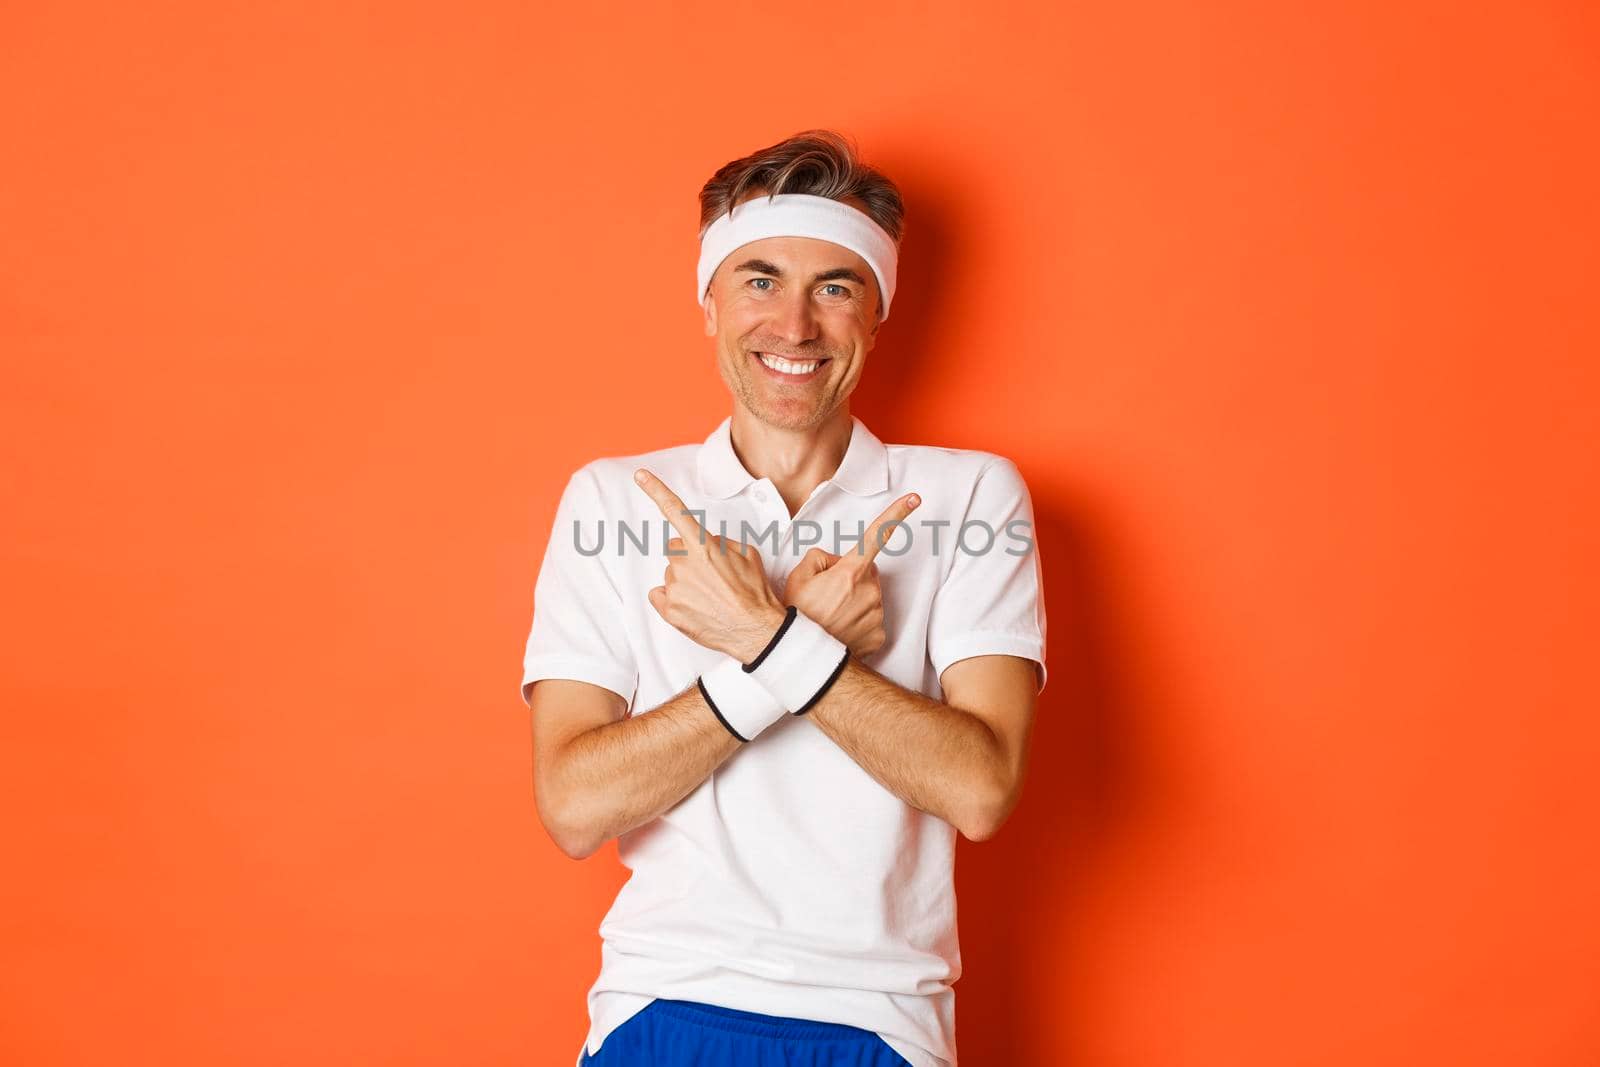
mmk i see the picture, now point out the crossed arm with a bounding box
[528,470,1040,859]
[531,653,1037,858]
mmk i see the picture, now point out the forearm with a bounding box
[545,684,742,858]
[804,658,1007,839]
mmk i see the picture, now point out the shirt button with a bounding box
[753,489,768,502]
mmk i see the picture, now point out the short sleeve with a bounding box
[519,465,639,709]
[925,457,1048,694]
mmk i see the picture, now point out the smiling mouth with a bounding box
[751,351,830,378]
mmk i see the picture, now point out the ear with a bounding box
[703,290,717,336]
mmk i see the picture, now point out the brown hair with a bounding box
[697,129,905,243]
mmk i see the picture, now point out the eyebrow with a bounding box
[730,258,869,288]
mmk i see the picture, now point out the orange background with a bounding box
[3,3,1597,1064]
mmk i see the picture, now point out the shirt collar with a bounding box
[695,413,890,500]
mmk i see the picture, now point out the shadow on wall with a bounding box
[951,491,1156,1063]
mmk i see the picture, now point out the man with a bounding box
[519,129,1047,1067]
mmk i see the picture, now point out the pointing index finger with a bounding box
[851,492,921,565]
[634,468,708,550]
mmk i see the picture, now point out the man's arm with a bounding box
[799,653,1040,842]
[529,677,743,860]
[528,467,794,860]
[773,470,1043,841]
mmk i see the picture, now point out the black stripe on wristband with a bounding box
[742,605,798,672]
[697,676,750,742]
[793,649,851,716]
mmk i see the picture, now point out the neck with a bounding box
[728,405,854,517]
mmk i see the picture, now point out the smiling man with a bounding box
[519,129,1047,1067]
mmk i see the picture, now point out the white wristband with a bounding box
[743,606,850,715]
[698,654,788,742]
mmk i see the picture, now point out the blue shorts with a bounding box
[579,998,914,1066]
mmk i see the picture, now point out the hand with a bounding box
[782,492,921,660]
[635,467,788,663]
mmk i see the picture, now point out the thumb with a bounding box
[793,546,834,578]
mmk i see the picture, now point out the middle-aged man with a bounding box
[519,129,1047,1067]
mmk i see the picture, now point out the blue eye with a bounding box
[821,284,846,296]
[749,278,774,291]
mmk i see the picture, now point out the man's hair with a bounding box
[697,129,905,244]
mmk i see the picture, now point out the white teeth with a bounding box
[757,352,821,375]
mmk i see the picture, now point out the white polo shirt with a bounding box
[519,414,1047,1067]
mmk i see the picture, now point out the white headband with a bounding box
[696,193,899,322]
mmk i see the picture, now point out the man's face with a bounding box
[702,229,882,432]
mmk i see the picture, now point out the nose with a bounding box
[771,285,819,347]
